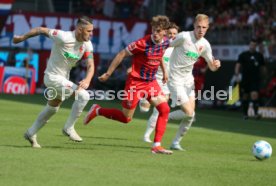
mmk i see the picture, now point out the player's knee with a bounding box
[186,111,195,118]
[47,104,60,113]
[186,112,195,123]
[156,102,170,115]
[76,90,90,101]
[139,99,150,112]
[185,108,194,117]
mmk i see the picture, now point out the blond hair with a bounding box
[195,14,209,23]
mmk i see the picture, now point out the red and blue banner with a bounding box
[0,0,14,15]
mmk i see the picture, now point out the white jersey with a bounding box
[155,47,174,80]
[169,31,213,85]
[45,29,93,79]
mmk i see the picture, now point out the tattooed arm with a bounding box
[13,27,50,44]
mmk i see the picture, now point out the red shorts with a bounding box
[122,76,163,109]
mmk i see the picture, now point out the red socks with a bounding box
[98,108,131,123]
[98,102,169,143]
[154,102,170,143]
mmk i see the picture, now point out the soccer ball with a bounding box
[252,140,272,160]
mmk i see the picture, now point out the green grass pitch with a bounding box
[0,94,275,186]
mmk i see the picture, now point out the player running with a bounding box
[168,14,221,151]
[13,16,95,148]
[142,22,179,143]
[84,15,173,155]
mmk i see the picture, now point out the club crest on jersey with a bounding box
[53,30,58,36]
[79,45,83,53]
[198,46,203,52]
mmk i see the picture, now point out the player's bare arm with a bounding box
[13,27,50,44]
[208,58,221,72]
[98,49,130,82]
[160,59,168,84]
[78,54,94,90]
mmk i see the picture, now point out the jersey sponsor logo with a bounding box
[148,59,160,64]
[163,56,169,63]
[64,52,80,60]
[186,51,199,59]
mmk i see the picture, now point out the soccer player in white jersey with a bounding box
[13,16,95,148]
[142,22,179,143]
[168,14,221,150]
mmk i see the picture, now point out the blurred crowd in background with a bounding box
[51,0,276,61]
[1,0,275,108]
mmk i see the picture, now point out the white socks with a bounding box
[169,110,186,120]
[153,142,161,147]
[28,104,59,136]
[171,113,195,145]
[63,90,89,130]
[144,107,159,139]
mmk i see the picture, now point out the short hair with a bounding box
[195,14,209,23]
[151,15,170,30]
[168,22,180,32]
[77,16,93,27]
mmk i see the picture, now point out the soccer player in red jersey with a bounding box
[84,15,173,154]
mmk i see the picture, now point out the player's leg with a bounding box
[240,83,250,119]
[250,90,261,119]
[170,96,195,151]
[150,95,172,154]
[84,77,139,125]
[25,99,61,148]
[143,107,158,143]
[169,109,186,120]
[63,88,90,142]
[139,98,151,112]
[143,81,170,143]
[143,94,169,143]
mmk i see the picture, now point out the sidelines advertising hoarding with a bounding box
[0,66,36,94]
[0,12,247,61]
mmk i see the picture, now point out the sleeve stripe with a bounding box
[125,47,133,55]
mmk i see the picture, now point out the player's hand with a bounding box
[98,73,110,82]
[13,35,25,44]
[212,59,221,70]
[78,79,90,89]
[162,72,168,84]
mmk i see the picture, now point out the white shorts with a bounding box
[157,79,170,95]
[168,83,195,108]
[44,74,78,101]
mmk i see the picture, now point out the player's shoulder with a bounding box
[132,34,149,46]
[139,34,151,42]
[177,31,189,38]
[84,40,93,50]
[200,36,210,45]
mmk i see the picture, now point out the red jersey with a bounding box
[126,35,169,81]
